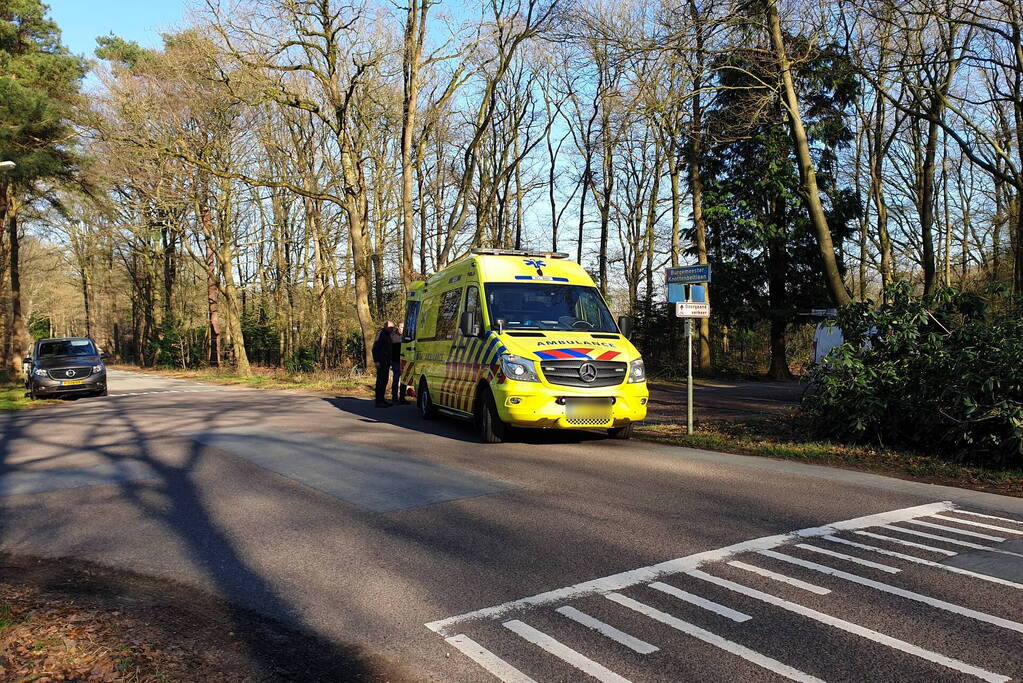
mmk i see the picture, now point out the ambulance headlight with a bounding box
[628,358,646,383]
[500,354,540,382]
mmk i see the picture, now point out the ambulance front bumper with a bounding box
[493,381,648,429]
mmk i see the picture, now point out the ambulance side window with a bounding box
[435,288,462,341]
[464,286,480,315]
[417,296,438,340]
[403,300,420,342]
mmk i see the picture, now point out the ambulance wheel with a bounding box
[475,388,507,444]
[418,379,438,419]
[607,423,634,440]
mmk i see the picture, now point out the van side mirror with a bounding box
[459,310,481,338]
[618,315,634,339]
[101,352,111,360]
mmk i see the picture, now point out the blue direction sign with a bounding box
[666,264,711,285]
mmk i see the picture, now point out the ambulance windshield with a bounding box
[484,283,618,333]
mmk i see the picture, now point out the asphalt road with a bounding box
[2,369,1022,682]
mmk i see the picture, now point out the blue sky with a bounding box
[49,0,188,58]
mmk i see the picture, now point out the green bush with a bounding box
[803,282,1023,467]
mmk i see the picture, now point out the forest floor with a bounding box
[0,556,408,683]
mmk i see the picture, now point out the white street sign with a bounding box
[676,301,710,319]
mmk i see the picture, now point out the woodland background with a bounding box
[1,0,1021,381]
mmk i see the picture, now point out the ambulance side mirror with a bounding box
[459,310,481,338]
[618,315,634,339]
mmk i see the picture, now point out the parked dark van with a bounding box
[25,337,108,399]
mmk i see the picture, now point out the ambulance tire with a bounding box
[418,379,438,419]
[607,423,634,440]
[475,388,507,444]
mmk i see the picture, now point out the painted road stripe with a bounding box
[904,519,1006,542]
[503,620,630,683]
[425,502,953,635]
[854,530,958,556]
[822,535,1023,590]
[648,582,752,622]
[605,593,822,683]
[444,634,537,683]
[727,560,831,595]
[931,514,1023,535]
[953,510,1023,526]
[555,606,659,654]
[684,569,1009,683]
[758,549,1023,634]
[881,524,1002,551]
[794,543,901,573]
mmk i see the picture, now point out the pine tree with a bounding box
[0,0,85,373]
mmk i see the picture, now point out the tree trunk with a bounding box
[766,235,792,380]
[201,198,221,367]
[919,113,941,295]
[218,245,250,375]
[7,195,28,376]
[400,0,427,290]
[766,0,850,307]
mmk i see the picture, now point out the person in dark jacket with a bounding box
[390,324,407,404]
[372,321,396,407]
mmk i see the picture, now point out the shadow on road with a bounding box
[322,395,607,445]
[0,398,405,681]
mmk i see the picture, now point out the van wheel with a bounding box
[607,423,634,440]
[417,379,438,419]
[475,388,506,444]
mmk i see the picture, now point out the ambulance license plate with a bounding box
[566,399,611,421]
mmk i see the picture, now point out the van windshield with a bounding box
[484,283,618,333]
[37,339,97,358]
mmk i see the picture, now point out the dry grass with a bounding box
[112,365,374,398]
[638,415,1023,497]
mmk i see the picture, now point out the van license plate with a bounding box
[62,379,85,386]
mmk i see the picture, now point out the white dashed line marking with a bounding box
[904,519,1007,542]
[931,514,1023,536]
[503,620,630,683]
[759,549,1023,633]
[684,569,1010,682]
[726,560,832,594]
[648,581,752,622]
[605,592,823,683]
[444,634,537,683]
[852,530,958,556]
[555,606,659,654]
[425,502,952,635]
[880,524,1003,550]
[953,510,1023,526]
[821,535,1023,590]
[793,543,901,573]
[427,503,1023,682]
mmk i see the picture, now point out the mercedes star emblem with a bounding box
[578,362,598,383]
[65,369,75,377]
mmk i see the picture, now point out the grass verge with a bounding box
[113,365,374,398]
[0,381,59,411]
[637,415,1023,498]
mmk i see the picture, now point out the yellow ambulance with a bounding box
[399,249,648,442]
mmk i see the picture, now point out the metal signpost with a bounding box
[667,265,712,435]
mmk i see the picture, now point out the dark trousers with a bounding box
[374,362,390,403]
[391,361,402,401]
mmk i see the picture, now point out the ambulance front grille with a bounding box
[539,360,627,388]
